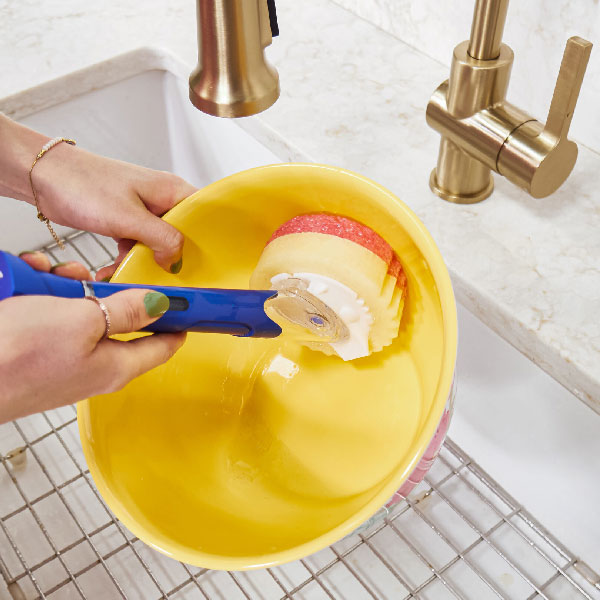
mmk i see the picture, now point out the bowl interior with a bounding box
[78,164,456,569]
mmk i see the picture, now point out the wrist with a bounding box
[31,138,79,221]
[0,114,51,204]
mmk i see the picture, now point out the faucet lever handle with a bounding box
[544,36,592,141]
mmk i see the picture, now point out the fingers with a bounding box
[95,332,187,392]
[117,238,136,257]
[20,252,92,280]
[126,211,185,274]
[94,288,171,337]
[84,285,186,392]
[50,261,92,280]
[133,173,196,273]
[95,265,116,282]
[167,176,197,211]
[122,332,187,379]
[19,251,51,272]
[140,173,197,216]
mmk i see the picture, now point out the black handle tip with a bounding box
[267,0,279,37]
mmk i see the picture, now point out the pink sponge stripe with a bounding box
[269,214,392,262]
[388,256,408,290]
[268,214,407,288]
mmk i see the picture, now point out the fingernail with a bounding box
[170,257,183,274]
[18,250,38,257]
[101,276,111,282]
[144,291,170,318]
[50,262,68,271]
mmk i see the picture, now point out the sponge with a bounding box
[250,214,407,358]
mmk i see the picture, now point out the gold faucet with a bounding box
[427,0,593,203]
[189,0,280,118]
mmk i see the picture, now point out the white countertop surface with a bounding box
[2,0,599,415]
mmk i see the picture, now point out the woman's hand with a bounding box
[34,143,197,280]
[0,115,197,280]
[0,252,186,424]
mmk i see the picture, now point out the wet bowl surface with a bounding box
[78,164,457,570]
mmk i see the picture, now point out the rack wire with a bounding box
[1,231,599,600]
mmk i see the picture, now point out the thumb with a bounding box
[128,210,185,274]
[98,289,171,336]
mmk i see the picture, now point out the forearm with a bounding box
[0,113,50,203]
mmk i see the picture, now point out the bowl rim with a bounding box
[78,162,458,570]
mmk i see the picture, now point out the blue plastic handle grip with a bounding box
[0,251,282,338]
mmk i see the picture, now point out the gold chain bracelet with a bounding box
[28,137,76,250]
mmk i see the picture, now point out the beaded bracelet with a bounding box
[29,137,76,250]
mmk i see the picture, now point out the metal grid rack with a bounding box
[1,232,599,600]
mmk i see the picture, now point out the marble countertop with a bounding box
[1,0,599,413]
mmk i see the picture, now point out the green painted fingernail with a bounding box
[50,262,68,271]
[144,291,170,318]
[170,257,183,274]
[18,250,37,257]
[101,276,111,282]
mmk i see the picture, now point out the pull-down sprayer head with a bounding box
[189,0,280,118]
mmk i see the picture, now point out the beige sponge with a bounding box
[250,214,407,357]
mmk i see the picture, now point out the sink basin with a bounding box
[1,63,281,254]
[1,48,599,580]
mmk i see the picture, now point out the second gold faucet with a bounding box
[427,0,592,203]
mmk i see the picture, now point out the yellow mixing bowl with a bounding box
[78,163,457,570]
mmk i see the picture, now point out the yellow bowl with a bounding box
[78,164,457,570]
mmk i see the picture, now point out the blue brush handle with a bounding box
[0,251,282,338]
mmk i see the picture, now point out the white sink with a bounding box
[1,49,599,597]
[1,65,281,255]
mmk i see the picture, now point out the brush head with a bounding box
[251,213,407,359]
[263,275,350,346]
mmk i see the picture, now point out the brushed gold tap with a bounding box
[189,0,280,118]
[426,0,593,203]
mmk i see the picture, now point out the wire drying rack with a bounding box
[1,231,599,600]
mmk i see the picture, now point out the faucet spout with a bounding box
[468,0,509,60]
[189,0,280,118]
